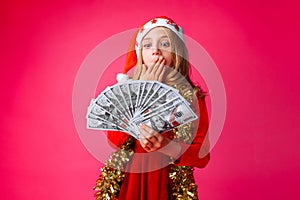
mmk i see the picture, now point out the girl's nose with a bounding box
[152,47,161,55]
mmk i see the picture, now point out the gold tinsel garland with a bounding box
[169,121,198,200]
[94,84,200,200]
[94,137,134,200]
[169,84,199,200]
[169,165,198,200]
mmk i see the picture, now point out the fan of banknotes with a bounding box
[86,80,198,139]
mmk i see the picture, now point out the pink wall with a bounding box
[1,0,299,199]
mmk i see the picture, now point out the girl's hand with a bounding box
[139,124,166,152]
[140,56,166,82]
[139,124,182,158]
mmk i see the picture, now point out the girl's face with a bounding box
[141,27,173,68]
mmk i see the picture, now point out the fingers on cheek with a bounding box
[151,56,161,65]
[158,74,164,82]
[153,56,159,62]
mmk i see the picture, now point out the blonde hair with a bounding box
[132,27,206,98]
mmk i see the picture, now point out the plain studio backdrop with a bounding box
[1,0,299,199]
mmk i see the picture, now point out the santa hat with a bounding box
[117,16,184,82]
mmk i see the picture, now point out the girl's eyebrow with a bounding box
[143,35,169,41]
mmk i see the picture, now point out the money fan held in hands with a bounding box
[86,80,198,139]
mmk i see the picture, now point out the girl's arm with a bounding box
[107,130,130,148]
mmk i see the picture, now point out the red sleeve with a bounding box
[107,130,130,148]
[173,96,211,168]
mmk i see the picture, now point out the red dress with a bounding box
[107,96,210,200]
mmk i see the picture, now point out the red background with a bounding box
[1,0,299,199]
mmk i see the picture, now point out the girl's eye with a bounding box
[143,43,151,48]
[160,41,170,47]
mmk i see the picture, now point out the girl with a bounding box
[94,16,210,200]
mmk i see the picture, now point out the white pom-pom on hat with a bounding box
[116,73,129,83]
